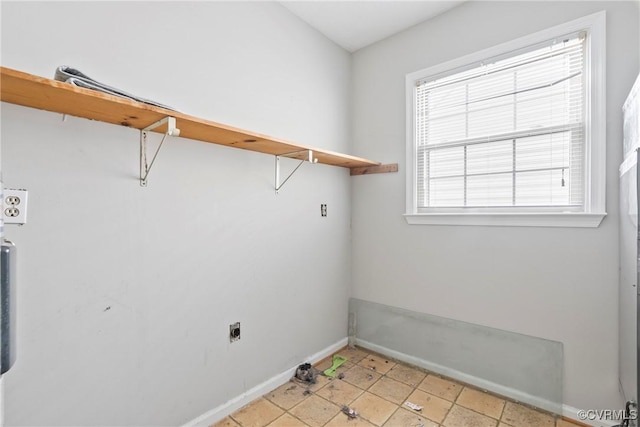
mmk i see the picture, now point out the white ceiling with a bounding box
[280,1,465,52]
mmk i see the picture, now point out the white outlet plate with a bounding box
[3,188,28,225]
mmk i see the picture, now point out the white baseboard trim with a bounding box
[561,404,619,427]
[356,339,618,427]
[182,337,348,427]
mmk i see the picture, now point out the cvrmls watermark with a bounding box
[577,408,638,422]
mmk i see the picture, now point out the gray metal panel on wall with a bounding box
[350,298,563,414]
[0,241,16,374]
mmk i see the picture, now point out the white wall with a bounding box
[0,2,351,425]
[351,0,639,413]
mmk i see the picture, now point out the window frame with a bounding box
[404,11,607,228]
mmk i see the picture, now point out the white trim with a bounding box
[0,376,4,427]
[356,339,618,427]
[562,404,619,427]
[404,212,606,227]
[405,11,607,227]
[181,337,348,427]
[620,151,637,176]
[622,73,640,159]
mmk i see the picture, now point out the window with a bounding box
[405,12,606,227]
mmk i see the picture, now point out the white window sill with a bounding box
[403,212,607,228]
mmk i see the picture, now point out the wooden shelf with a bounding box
[0,66,392,170]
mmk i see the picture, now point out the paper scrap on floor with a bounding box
[405,401,423,411]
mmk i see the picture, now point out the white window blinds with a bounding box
[415,34,585,210]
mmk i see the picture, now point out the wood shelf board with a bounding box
[350,163,399,176]
[0,66,379,169]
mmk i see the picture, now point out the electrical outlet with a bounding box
[3,189,28,225]
[230,322,241,342]
[5,208,19,217]
[321,204,327,217]
[6,196,20,206]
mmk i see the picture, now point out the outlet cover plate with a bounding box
[3,189,28,225]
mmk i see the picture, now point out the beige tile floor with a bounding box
[214,347,586,427]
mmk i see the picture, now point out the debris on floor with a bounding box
[323,354,348,377]
[365,358,376,371]
[294,363,318,384]
[404,401,423,412]
[337,372,345,380]
[230,347,567,427]
[342,405,358,419]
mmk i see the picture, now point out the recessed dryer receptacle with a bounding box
[230,322,241,342]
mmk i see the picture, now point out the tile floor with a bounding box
[214,347,585,427]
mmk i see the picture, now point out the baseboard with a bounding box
[182,337,348,427]
[561,404,619,427]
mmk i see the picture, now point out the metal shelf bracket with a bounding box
[140,116,180,187]
[275,149,318,194]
